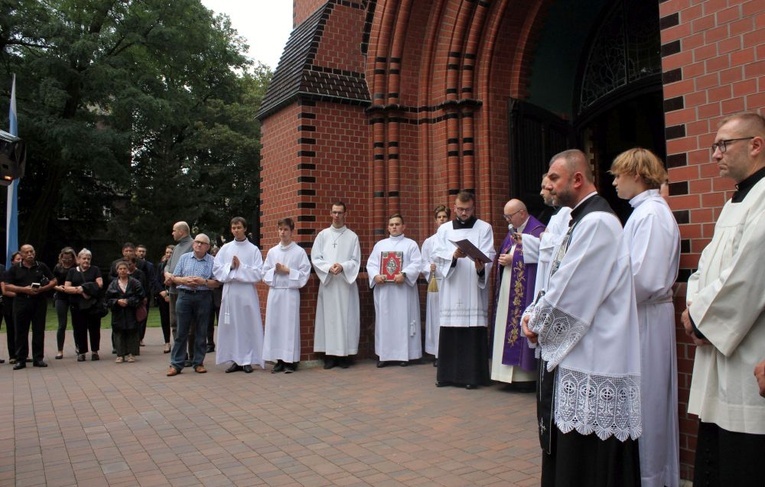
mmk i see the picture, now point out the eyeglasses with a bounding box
[503,209,523,221]
[711,137,754,154]
[454,206,474,213]
[193,241,210,245]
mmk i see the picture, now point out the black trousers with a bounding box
[157,295,171,343]
[13,297,47,363]
[71,306,101,355]
[694,420,765,486]
[1,299,16,360]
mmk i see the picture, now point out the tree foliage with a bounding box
[0,0,269,262]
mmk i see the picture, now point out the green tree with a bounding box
[0,0,265,262]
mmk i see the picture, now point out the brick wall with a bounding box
[264,0,765,479]
[659,0,765,479]
[260,97,375,361]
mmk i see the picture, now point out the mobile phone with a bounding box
[31,282,40,289]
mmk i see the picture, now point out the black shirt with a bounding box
[7,261,54,299]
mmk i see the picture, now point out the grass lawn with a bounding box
[41,300,162,331]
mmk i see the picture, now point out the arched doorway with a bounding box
[511,0,665,223]
[575,0,665,223]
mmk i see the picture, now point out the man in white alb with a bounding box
[367,213,423,367]
[312,202,361,369]
[682,112,765,486]
[262,218,311,373]
[611,147,680,487]
[213,217,264,374]
[432,191,496,389]
[523,149,642,486]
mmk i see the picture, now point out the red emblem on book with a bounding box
[380,251,403,280]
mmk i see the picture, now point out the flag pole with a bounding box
[6,74,19,267]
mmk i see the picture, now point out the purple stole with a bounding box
[492,215,545,369]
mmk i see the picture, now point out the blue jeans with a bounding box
[171,290,212,370]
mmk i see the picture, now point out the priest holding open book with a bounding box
[432,191,496,389]
[367,213,423,367]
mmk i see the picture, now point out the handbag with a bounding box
[135,303,148,322]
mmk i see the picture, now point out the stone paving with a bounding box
[1,328,541,486]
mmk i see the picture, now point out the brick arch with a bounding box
[363,0,553,227]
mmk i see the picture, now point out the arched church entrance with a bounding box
[510,0,665,223]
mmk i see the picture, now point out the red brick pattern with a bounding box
[263,2,763,480]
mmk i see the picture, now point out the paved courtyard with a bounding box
[1,328,540,486]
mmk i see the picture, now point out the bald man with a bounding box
[164,221,194,362]
[490,199,544,389]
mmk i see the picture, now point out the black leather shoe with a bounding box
[77,354,86,362]
[433,359,438,367]
[284,363,297,374]
[243,364,253,373]
[465,384,477,390]
[339,357,349,369]
[33,361,48,368]
[225,363,243,373]
[206,345,215,353]
[435,381,449,387]
[376,360,386,368]
[272,361,285,373]
[399,361,408,367]
[13,362,26,370]
[323,357,336,370]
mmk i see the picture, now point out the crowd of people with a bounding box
[1,112,764,486]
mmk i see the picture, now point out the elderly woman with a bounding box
[64,248,104,361]
[52,247,77,359]
[106,260,145,363]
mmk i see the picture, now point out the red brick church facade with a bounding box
[257,0,765,479]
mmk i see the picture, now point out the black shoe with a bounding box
[504,381,536,393]
[465,384,477,390]
[376,360,386,368]
[225,363,243,373]
[339,357,349,369]
[399,361,408,367]
[77,354,86,362]
[433,359,438,367]
[9,358,16,364]
[91,352,100,361]
[33,361,48,368]
[13,362,26,370]
[284,363,297,374]
[0,359,4,364]
[323,357,337,370]
[272,361,285,374]
[206,345,215,353]
[243,364,253,373]
[435,381,450,387]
